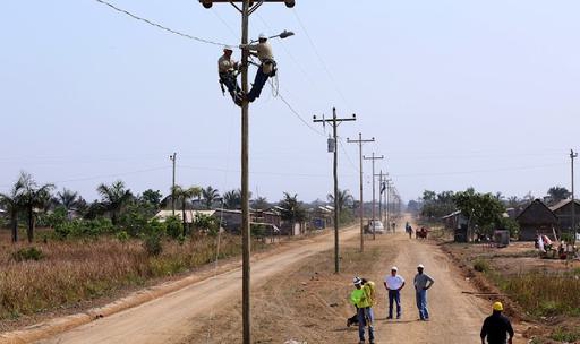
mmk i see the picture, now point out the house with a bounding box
[549,199,580,234]
[442,210,470,242]
[212,209,282,234]
[515,199,558,241]
[155,209,216,223]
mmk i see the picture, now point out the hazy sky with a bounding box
[1,0,579,204]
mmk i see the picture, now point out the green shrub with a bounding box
[144,234,162,256]
[11,247,44,261]
[552,327,580,342]
[165,216,182,239]
[474,258,489,273]
[116,231,130,242]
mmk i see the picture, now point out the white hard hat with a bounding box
[352,276,362,285]
[417,264,425,269]
[223,45,234,51]
[258,33,267,39]
[391,266,398,271]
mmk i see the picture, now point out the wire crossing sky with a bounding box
[1,0,579,203]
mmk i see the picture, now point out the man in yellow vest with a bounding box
[350,277,375,344]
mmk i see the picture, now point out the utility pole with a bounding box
[170,152,177,215]
[386,178,392,233]
[571,149,578,247]
[347,133,374,252]
[314,108,356,273]
[199,2,295,343]
[364,153,384,240]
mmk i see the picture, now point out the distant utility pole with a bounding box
[571,149,578,247]
[374,171,384,227]
[386,178,392,232]
[364,153,384,240]
[347,133,374,252]
[314,108,356,273]
[170,152,177,215]
[198,1,295,343]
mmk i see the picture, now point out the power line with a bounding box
[277,93,326,137]
[93,0,230,46]
[392,162,567,178]
[292,9,353,112]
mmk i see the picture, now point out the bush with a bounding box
[165,216,182,240]
[116,231,130,242]
[473,258,489,273]
[11,247,44,261]
[144,233,163,256]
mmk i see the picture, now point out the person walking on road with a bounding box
[413,264,435,320]
[384,266,405,319]
[480,301,514,344]
[350,276,375,344]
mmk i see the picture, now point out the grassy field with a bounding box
[0,233,268,321]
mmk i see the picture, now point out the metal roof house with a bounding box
[516,199,558,241]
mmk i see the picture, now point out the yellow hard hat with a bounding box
[493,301,503,311]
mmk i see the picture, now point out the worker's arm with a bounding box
[425,275,435,290]
[507,319,514,344]
[383,281,389,290]
[239,43,259,51]
[399,281,405,291]
[480,320,488,344]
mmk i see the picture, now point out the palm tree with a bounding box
[202,186,220,209]
[327,189,353,212]
[0,177,25,242]
[172,185,203,234]
[16,172,55,243]
[254,196,269,209]
[57,188,79,211]
[223,189,241,209]
[97,180,134,225]
[279,192,307,228]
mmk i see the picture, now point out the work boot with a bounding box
[347,318,352,327]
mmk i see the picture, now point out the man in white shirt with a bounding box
[243,33,276,103]
[384,266,405,319]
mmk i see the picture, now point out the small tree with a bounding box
[172,185,202,235]
[97,180,134,226]
[279,192,307,232]
[16,172,55,243]
[0,178,25,242]
[202,186,220,209]
[547,186,571,205]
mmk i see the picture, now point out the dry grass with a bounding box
[0,234,266,320]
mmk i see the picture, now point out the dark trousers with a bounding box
[388,290,401,318]
[247,63,273,102]
[220,73,240,103]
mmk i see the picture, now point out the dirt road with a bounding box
[373,232,492,343]
[31,227,361,344]
[5,218,527,344]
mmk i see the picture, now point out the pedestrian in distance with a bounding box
[349,276,375,344]
[407,225,413,239]
[413,264,435,321]
[384,266,405,319]
[480,301,514,344]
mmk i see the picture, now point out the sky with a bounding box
[1,0,579,205]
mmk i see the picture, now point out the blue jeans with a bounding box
[415,289,429,319]
[357,307,375,342]
[388,290,401,318]
[247,65,270,102]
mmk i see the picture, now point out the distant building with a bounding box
[155,209,216,223]
[549,199,580,234]
[515,199,558,241]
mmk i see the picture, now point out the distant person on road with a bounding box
[349,276,375,344]
[480,301,514,344]
[413,264,435,321]
[384,266,405,319]
[407,225,413,239]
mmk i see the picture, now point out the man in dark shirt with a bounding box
[480,301,514,344]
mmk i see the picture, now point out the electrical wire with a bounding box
[291,8,353,112]
[277,93,326,137]
[94,0,232,46]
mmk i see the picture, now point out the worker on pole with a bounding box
[241,33,275,103]
[218,46,242,106]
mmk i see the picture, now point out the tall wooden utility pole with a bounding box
[198,1,295,342]
[571,149,578,248]
[347,133,374,252]
[314,108,356,273]
[364,153,384,240]
[170,152,177,215]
